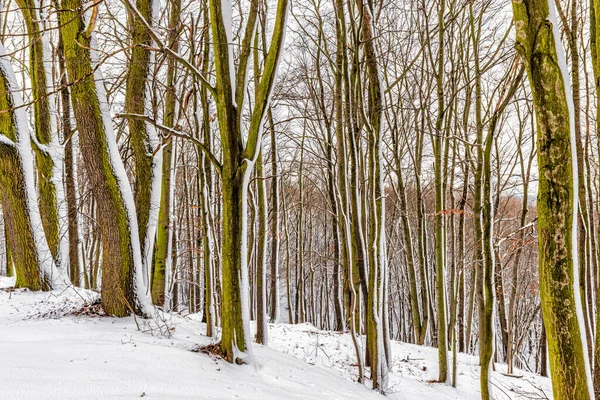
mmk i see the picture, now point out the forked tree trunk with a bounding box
[208,0,288,362]
[59,0,152,316]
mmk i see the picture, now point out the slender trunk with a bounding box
[434,0,448,382]
[58,36,80,286]
[152,0,181,306]
[256,150,268,345]
[125,0,162,274]
[268,111,280,323]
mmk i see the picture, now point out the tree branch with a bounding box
[116,113,222,174]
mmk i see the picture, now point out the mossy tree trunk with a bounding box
[208,0,289,362]
[59,0,151,316]
[589,0,600,394]
[555,0,595,360]
[15,0,61,263]
[0,153,45,290]
[58,35,81,286]
[433,0,448,382]
[152,0,181,307]
[512,0,593,398]
[4,220,13,277]
[0,44,58,290]
[125,0,162,273]
[255,24,269,338]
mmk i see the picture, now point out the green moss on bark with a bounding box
[125,0,155,255]
[0,65,45,291]
[16,0,60,261]
[59,0,139,316]
[512,0,593,398]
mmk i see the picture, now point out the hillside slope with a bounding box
[0,277,551,399]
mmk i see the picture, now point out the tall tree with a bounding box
[589,0,600,394]
[124,0,163,275]
[15,0,63,265]
[152,0,181,306]
[268,110,280,324]
[0,44,61,290]
[433,0,448,382]
[59,0,153,316]
[207,0,289,362]
[355,0,389,391]
[512,0,593,398]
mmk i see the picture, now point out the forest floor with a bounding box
[0,277,551,399]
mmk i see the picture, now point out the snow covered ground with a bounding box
[0,277,552,399]
[269,324,552,399]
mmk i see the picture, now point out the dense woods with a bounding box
[1,0,599,398]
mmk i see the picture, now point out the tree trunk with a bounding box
[512,1,593,398]
[433,0,448,382]
[152,0,181,306]
[0,44,58,290]
[125,0,162,273]
[59,0,151,316]
[58,35,80,286]
[268,111,280,323]
[16,0,61,262]
[256,151,268,345]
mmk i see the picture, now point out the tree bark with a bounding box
[512,1,593,398]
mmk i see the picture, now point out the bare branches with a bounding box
[116,112,223,174]
[120,0,216,97]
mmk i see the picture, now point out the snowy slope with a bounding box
[0,277,381,400]
[0,277,551,399]
[269,324,552,400]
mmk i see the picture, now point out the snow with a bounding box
[0,277,377,399]
[269,324,553,400]
[0,276,553,399]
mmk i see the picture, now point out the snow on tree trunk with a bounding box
[209,0,289,363]
[16,0,68,270]
[59,0,153,316]
[512,0,594,398]
[124,0,163,283]
[0,44,64,290]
